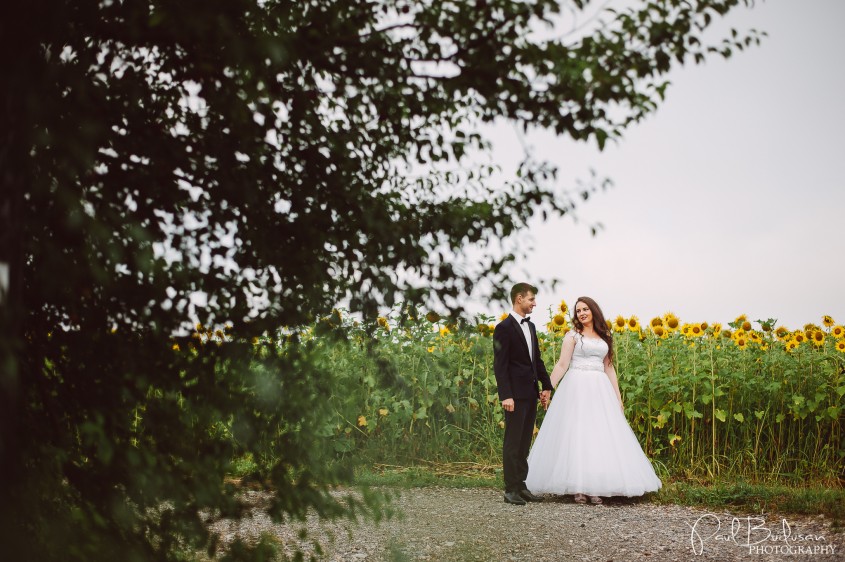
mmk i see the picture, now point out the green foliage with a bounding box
[653,480,845,523]
[1,1,763,560]
[612,328,844,482]
[315,308,843,485]
[218,535,281,562]
[354,466,501,489]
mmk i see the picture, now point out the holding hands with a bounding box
[526,392,618,413]
[540,390,551,410]
[501,392,551,412]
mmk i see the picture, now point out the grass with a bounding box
[654,480,845,525]
[352,464,844,527]
[228,453,259,477]
[354,462,502,489]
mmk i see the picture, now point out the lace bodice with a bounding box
[567,331,609,372]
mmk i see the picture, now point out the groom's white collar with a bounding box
[510,311,528,323]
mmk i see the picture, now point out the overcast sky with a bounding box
[478,0,844,331]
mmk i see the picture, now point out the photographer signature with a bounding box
[688,514,827,555]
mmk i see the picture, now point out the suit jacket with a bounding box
[493,314,553,401]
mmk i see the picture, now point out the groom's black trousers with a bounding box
[503,397,538,493]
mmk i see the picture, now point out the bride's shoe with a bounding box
[573,493,587,504]
[589,495,603,504]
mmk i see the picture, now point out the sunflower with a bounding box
[439,325,451,337]
[663,312,680,331]
[734,314,748,325]
[722,329,733,339]
[700,321,709,331]
[832,325,845,339]
[735,336,748,350]
[627,315,640,331]
[377,317,390,329]
[559,300,569,315]
[652,325,666,338]
[793,332,806,344]
[836,340,845,353]
[547,318,567,334]
[823,315,835,328]
[733,328,746,340]
[690,324,704,337]
[606,319,613,331]
[650,316,664,329]
[741,321,752,332]
[426,311,441,323]
[711,323,722,337]
[499,312,509,321]
[749,331,762,344]
[681,324,692,337]
[811,330,825,347]
[775,326,789,340]
[785,340,799,352]
[613,315,626,332]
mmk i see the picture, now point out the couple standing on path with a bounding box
[493,283,662,506]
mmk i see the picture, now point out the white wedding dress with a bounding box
[525,331,662,496]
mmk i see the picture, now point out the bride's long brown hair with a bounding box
[572,296,614,363]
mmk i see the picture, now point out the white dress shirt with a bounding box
[510,311,533,360]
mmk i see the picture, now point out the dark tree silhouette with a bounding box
[0,1,760,559]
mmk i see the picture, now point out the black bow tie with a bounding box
[520,317,531,324]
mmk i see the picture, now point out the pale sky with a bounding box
[478,0,845,331]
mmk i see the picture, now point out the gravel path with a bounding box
[208,488,841,561]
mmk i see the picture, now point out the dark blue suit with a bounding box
[493,314,553,492]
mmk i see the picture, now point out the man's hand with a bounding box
[501,398,515,412]
[540,390,551,410]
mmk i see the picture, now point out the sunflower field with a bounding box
[230,302,844,486]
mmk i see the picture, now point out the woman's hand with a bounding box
[540,390,551,410]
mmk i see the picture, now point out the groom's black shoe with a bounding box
[519,489,543,502]
[503,491,527,505]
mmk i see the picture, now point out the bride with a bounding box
[525,296,662,504]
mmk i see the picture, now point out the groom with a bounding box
[493,283,553,505]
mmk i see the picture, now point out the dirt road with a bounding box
[208,487,841,561]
